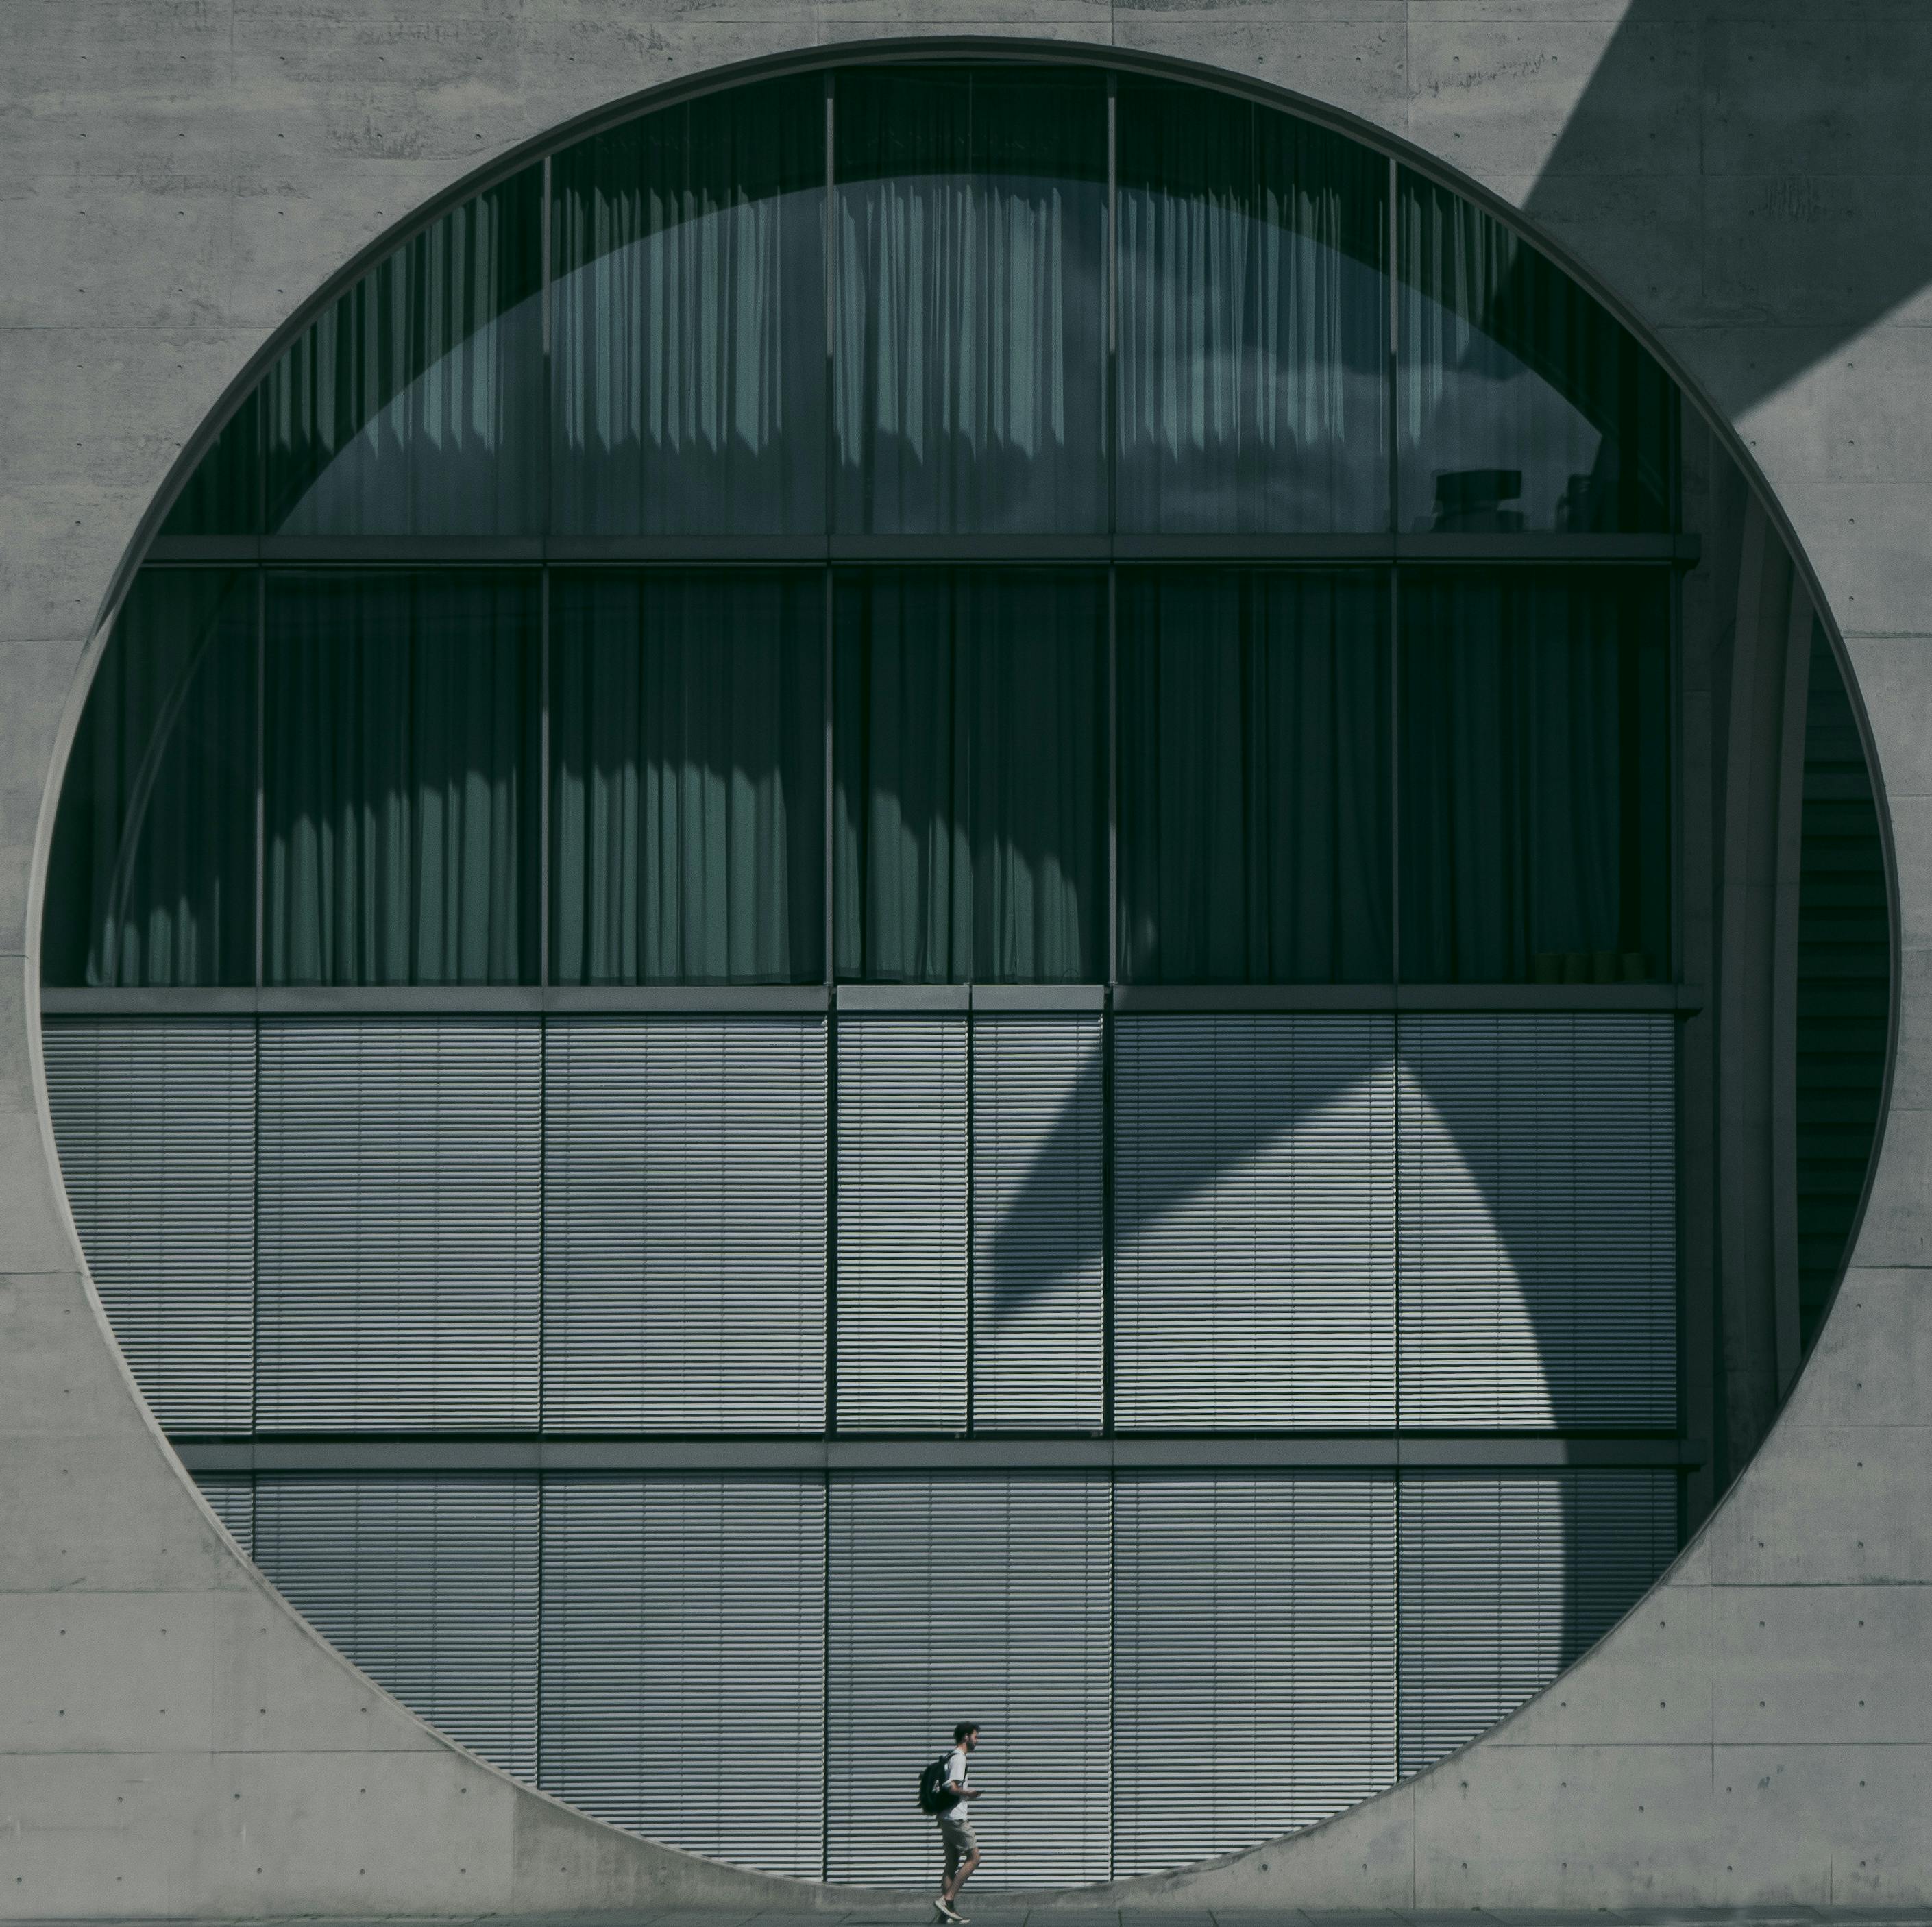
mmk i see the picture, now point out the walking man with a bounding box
[933,1721,982,1922]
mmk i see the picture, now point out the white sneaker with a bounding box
[934,1902,964,1923]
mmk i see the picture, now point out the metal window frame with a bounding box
[67,76,1704,1823]
[174,1434,1698,1474]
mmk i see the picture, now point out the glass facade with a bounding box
[834,66,1108,535]
[1116,79,1387,532]
[550,569,825,983]
[43,569,256,987]
[44,53,1739,1889]
[552,77,827,536]
[835,568,1106,981]
[264,572,542,986]
[1118,568,1391,982]
[1397,171,1672,535]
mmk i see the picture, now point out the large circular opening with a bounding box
[39,50,1890,1885]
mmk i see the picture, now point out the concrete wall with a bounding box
[1,2,1926,1911]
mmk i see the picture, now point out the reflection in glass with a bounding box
[833,67,1107,535]
[264,572,540,985]
[1399,570,1670,983]
[1397,173,1671,534]
[835,569,1105,981]
[552,77,827,535]
[550,570,825,984]
[1117,81,1387,533]
[263,173,544,536]
[1119,569,1391,981]
[160,393,260,537]
[44,570,256,987]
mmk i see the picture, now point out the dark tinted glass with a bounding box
[264,571,541,985]
[1397,172,1672,534]
[1796,623,1890,1349]
[1116,81,1388,533]
[835,568,1105,981]
[1399,569,1670,982]
[550,569,826,984]
[1119,568,1391,981]
[264,172,544,536]
[551,77,827,536]
[159,392,260,537]
[833,67,1108,535]
[43,569,256,986]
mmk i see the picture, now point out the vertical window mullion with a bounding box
[1107,70,1118,543]
[965,1015,975,1435]
[252,565,265,1445]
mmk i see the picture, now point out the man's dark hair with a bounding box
[953,1723,979,1743]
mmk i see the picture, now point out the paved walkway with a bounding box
[26,1908,1931,1927]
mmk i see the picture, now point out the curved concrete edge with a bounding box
[3,982,885,1913]
[1083,1275,1932,1912]
[5,3,1931,1915]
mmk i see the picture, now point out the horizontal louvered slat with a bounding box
[195,1473,255,1555]
[835,1017,967,1432]
[1396,1469,1678,1776]
[827,1474,1111,1887]
[253,1474,539,1778]
[1114,1473,1396,1875]
[1114,1016,1395,1428]
[256,1019,541,1431]
[42,1018,256,1434]
[972,1016,1103,1432]
[543,1018,827,1432]
[539,1475,825,1874]
[1397,1015,1677,1429]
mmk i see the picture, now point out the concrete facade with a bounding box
[1,2,1925,1911]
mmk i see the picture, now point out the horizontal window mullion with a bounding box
[140,537,1698,569]
[1112,983,1700,1013]
[43,983,1704,1015]
[170,1434,1701,1475]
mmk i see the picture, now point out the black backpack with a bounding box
[916,1754,954,1815]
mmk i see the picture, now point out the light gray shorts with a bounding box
[938,1812,978,1863]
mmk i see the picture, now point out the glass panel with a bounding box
[833,66,1107,535]
[1116,80,1388,533]
[1397,172,1672,534]
[1118,568,1391,983]
[552,77,827,536]
[1398,569,1670,983]
[1796,622,1890,1350]
[159,393,260,537]
[263,171,544,536]
[44,569,256,987]
[835,567,1105,982]
[263,571,541,985]
[549,569,825,984]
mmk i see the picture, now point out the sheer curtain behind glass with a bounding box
[1399,570,1670,983]
[1118,569,1391,981]
[44,569,256,987]
[1116,80,1387,532]
[833,67,1107,535]
[1397,173,1671,535]
[550,570,824,984]
[835,569,1105,982]
[265,572,540,985]
[263,173,544,535]
[551,77,827,535]
[159,393,260,537]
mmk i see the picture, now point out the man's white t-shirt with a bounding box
[942,1745,970,1821]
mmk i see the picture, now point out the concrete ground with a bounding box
[22,1910,1931,1927]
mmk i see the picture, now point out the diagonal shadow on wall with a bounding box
[979,1011,1673,1435]
[1514,2,1932,416]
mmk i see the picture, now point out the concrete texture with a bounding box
[7,1913,1926,1927]
[3,1,1930,1915]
